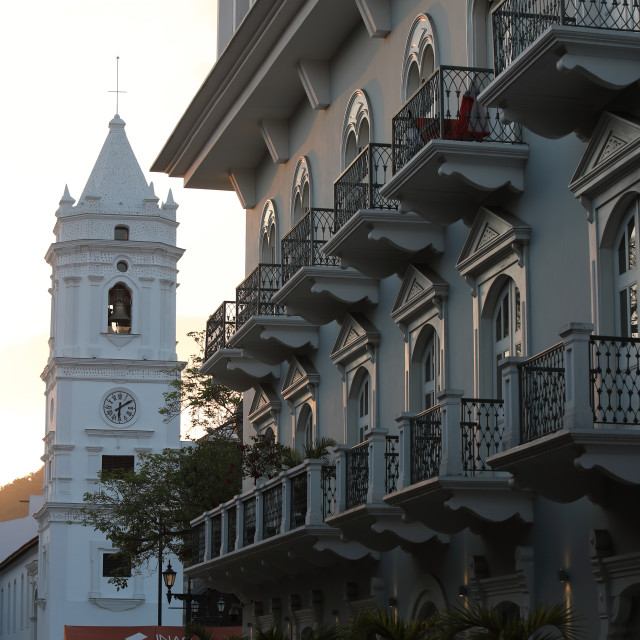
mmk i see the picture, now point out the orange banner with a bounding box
[64,626,242,640]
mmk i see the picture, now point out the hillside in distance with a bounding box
[0,467,44,522]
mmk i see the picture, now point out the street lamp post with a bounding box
[163,562,216,624]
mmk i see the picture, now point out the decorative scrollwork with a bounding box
[520,343,566,443]
[262,485,283,539]
[392,66,523,175]
[591,335,640,425]
[410,406,442,483]
[492,0,640,76]
[345,441,369,509]
[290,470,308,529]
[460,398,505,476]
[385,435,400,493]
[334,143,398,231]
[205,301,236,361]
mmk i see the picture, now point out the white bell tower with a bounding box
[35,114,184,639]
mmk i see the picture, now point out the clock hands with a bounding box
[115,398,134,421]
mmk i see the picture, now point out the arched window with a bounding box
[114,225,129,241]
[107,283,132,334]
[342,90,372,168]
[492,279,522,395]
[296,403,313,453]
[468,0,496,67]
[291,157,312,224]
[402,15,438,101]
[615,199,639,337]
[357,373,371,443]
[422,334,437,410]
[260,200,278,263]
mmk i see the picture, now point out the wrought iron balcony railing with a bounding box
[211,514,221,559]
[591,335,640,425]
[334,143,398,232]
[281,208,340,284]
[460,398,505,475]
[345,441,369,509]
[196,461,329,560]
[235,264,284,330]
[385,435,400,493]
[242,497,257,548]
[392,66,523,174]
[192,521,206,565]
[262,484,283,539]
[321,464,336,519]
[290,468,308,529]
[520,343,566,443]
[204,300,237,361]
[227,506,237,552]
[410,406,442,484]
[492,0,640,76]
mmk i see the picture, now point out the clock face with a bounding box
[103,391,137,425]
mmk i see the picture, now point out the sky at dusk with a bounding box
[0,0,246,487]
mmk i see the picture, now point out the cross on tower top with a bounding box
[108,56,127,114]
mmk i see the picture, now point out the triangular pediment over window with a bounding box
[391,264,448,327]
[330,313,380,367]
[569,112,640,206]
[281,355,319,403]
[456,207,530,281]
[248,384,281,424]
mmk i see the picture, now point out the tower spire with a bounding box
[108,55,127,115]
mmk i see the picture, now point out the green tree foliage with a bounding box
[347,608,438,640]
[81,434,242,588]
[435,601,583,640]
[160,330,242,437]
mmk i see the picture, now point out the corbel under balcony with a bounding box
[200,348,279,392]
[381,141,528,224]
[384,475,532,535]
[488,427,640,504]
[323,209,444,279]
[489,327,640,503]
[272,266,379,325]
[325,502,449,552]
[480,26,640,140]
[230,315,319,365]
[187,524,353,596]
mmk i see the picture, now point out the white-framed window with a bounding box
[402,15,438,101]
[468,0,496,67]
[492,279,522,395]
[248,385,281,443]
[291,157,311,224]
[260,200,278,264]
[297,403,314,453]
[357,372,371,443]
[421,333,437,410]
[331,314,379,446]
[392,265,448,414]
[615,200,639,338]
[281,356,319,453]
[342,90,372,168]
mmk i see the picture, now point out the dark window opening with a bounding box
[102,553,132,578]
[108,283,132,334]
[101,455,134,477]
[114,226,129,241]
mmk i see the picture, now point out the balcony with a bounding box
[274,208,378,325]
[381,66,528,224]
[480,0,640,138]
[231,263,318,365]
[187,460,375,593]
[325,430,451,551]
[489,324,640,501]
[201,299,279,392]
[384,392,532,534]
[323,144,443,279]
